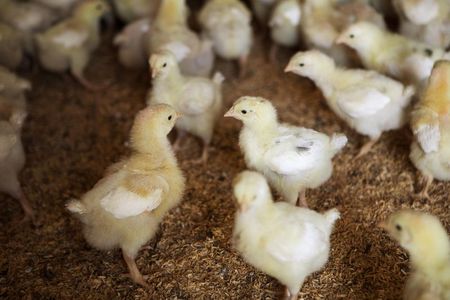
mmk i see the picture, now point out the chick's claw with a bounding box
[122,252,149,288]
[356,138,379,158]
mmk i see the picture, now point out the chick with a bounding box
[0,22,25,70]
[225,96,347,207]
[268,0,302,61]
[148,50,224,163]
[111,0,160,23]
[0,66,32,101]
[66,104,185,287]
[250,0,277,25]
[409,60,450,199]
[379,210,450,300]
[285,50,415,156]
[114,18,150,69]
[35,0,110,90]
[33,0,80,17]
[198,0,253,77]
[232,170,340,300]
[393,0,450,48]
[300,0,385,67]
[149,0,214,77]
[336,22,450,87]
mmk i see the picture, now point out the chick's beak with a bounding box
[284,63,295,73]
[224,107,235,118]
[335,35,345,45]
[239,203,248,213]
[151,68,158,79]
[378,220,388,230]
[176,111,183,119]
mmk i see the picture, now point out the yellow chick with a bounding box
[198,0,253,77]
[35,0,110,90]
[149,0,214,77]
[336,22,450,86]
[410,60,450,199]
[285,50,415,157]
[393,0,450,48]
[148,50,224,163]
[225,96,347,207]
[0,22,25,70]
[379,210,450,300]
[233,170,340,300]
[111,0,160,23]
[66,104,185,287]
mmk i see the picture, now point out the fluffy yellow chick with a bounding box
[336,22,450,86]
[35,0,110,90]
[0,22,25,70]
[285,50,415,156]
[149,0,214,77]
[225,96,347,207]
[379,210,450,300]
[300,0,385,67]
[148,50,224,163]
[198,0,253,77]
[114,18,151,69]
[66,104,185,287]
[233,170,340,300]
[111,0,160,23]
[409,60,450,199]
[393,0,450,48]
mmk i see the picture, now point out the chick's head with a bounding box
[75,0,110,21]
[285,50,335,78]
[336,22,379,51]
[233,171,271,212]
[149,50,178,79]
[224,96,278,127]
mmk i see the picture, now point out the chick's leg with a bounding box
[418,174,433,200]
[238,55,248,78]
[356,137,379,158]
[18,191,34,223]
[70,50,105,91]
[192,141,209,165]
[269,43,278,63]
[122,251,149,288]
[296,190,308,208]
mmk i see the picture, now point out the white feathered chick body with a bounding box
[269,0,301,48]
[114,18,150,69]
[233,171,340,298]
[112,0,160,23]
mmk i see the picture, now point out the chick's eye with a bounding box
[395,224,402,231]
[168,115,172,120]
[162,63,167,68]
[299,63,304,67]
[349,34,355,39]
[241,110,247,114]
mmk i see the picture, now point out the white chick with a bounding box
[268,0,302,61]
[225,96,347,207]
[66,104,185,287]
[0,22,25,70]
[198,0,253,77]
[285,50,415,156]
[149,0,214,77]
[111,0,160,23]
[393,0,450,48]
[250,0,277,25]
[379,210,450,300]
[148,50,224,163]
[35,0,110,90]
[300,0,385,67]
[232,170,340,300]
[114,18,151,69]
[336,22,450,87]
[410,60,450,199]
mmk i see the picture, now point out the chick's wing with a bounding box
[100,173,169,219]
[335,86,390,118]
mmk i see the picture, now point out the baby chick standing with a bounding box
[35,0,110,90]
[67,104,185,287]
[225,96,347,207]
[233,171,340,300]
[410,60,450,199]
[148,50,223,164]
[285,50,415,156]
[380,210,450,300]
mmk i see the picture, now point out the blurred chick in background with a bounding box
[268,0,302,62]
[111,0,160,23]
[0,22,25,70]
[286,50,415,157]
[149,0,214,77]
[233,170,340,300]
[250,0,277,25]
[0,67,31,222]
[35,0,110,90]
[225,96,347,207]
[148,50,224,164]
[34,0,80,17]
[380,210,450,300]
[410,60,450,199]
[199,0,253,77]
[337,22,450,88]
[114,18,151,69]
[393,0,450,48]
[67,104,185,287]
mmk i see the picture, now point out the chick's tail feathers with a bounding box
[212,72,225,87]
[324,208,340,227]
[330,133,348,156]
[66,199,86,215]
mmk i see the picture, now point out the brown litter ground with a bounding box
[1,20,449,300]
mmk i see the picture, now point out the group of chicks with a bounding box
[0,0,449,299]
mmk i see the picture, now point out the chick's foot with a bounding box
[122,251,149,288]
[356,138,379,158]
